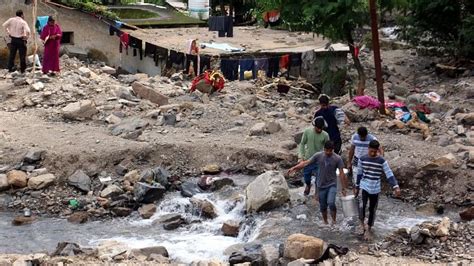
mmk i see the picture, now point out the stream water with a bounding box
[0,175,445,263]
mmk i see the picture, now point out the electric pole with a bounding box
[369,0,386,115]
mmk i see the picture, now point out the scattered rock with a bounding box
[281,140,297,150]
[67,211,89,224]
[153,213,184,224]
[238,95,257,109]
[190,197,217,219]
[12,216,36,226]
[180,181,203,197]
[163,219,184,230]
[222,220,240,237]
[101,66,116,75]
[7,170,27,188]
[283,234,325,260]
[134,182,166,203]
[266,121,281,134]
[435,217,451,237]
[78,67,92,77]
[139,167,170,188]
[202,164,221,175]
[31,82,45,91]
[97,240,129,260]
[23,150,44,163]
[68,170,92,193]
[245,171,290,212]
[0,174,9,191]
[111,207,132,217]
[124,170,140,184]
[131,246,169,258]
[261,244,280,265]
[342,101,379,122]
[132,82,169,106]
[210,177,234,191]
[28,174,55,190]
[249,123,267,136]
[138,203,156,219]
[459,206,474,221]
[459,112,474,126]
[423,153,457,170]
[410,226,425,244]
[100,184,123,198]
[52,242,83,256]
[110,118,149,138]
[62,100,98,120]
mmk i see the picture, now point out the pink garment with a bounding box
[385,101,405,108]
[40,24,62,73]
[352,95,381,109]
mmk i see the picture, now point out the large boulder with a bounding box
[245,171,290,212]
[131,82,169,106]
[28,174,56,190]
[138,203,156,219]
[283,234,325,260]
[342,102,379,122]
[7,170,27,188]
[134,182,166,204]
[0,174,9,191]
[68,170,91,193]
[62,100,98,120]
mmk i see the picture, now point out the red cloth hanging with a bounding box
[279,54,289,69]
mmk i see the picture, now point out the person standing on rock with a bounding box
[298,117,329,196]
[313,95,349,154]
[347,127,383,185]
[288,141,348,225]
[354,140,400,241]
[2,10,31,73]
[40,16,62,75]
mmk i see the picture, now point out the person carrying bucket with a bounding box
[354,140,401,241]
[288,141,348,225]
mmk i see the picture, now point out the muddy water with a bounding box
[0,175,448,263]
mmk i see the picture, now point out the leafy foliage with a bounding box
[60,0,120,20]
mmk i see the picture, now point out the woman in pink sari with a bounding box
[40,16,62,75]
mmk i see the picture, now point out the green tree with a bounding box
[257,0,370,95]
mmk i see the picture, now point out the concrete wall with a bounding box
[0,0,166,74]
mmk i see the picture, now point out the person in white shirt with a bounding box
[2,10,31,73]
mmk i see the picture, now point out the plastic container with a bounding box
[340,195,358,217]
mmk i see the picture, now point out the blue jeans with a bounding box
[303,163,319,186]
[318,185,337,212]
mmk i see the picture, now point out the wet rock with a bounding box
[190,197,217,219]
[459,206,474,221]
[7,170,27,188]
[132,246,169,258]
[202,164,221,175]
[134,182,166,204]
[153,213,184,226]
[163,218,184,230]
[62,100,98,120]
[0,174,8,191]
[67,211,89,224]
[284,234,325,260]
[23,150,44,164]
[68,170,91,193]
[28,174,55,190]
[138,203,156,219]
[180,181,203,197]
[210,177,234,191]
[261,244,280,265]
[139,167,170,188]
[132,82,169,106]
[245,171,290,212]
[228,244,264,265]
[52,242,83,256]
[281,140,297,150]
[100,184,123,198]
[12,216,36,226]
[111,207,132,217]
[222,220,240,237]
[435,217,451,237]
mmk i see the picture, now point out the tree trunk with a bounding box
[345,27,366,96]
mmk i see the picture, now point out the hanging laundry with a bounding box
[288,53,302,76]
[301,50,315,70]
[267,56,280,78]
[36,16,49,34]
[129,36,143,60]
[239,59,256,80]
[119,32,129,54]
[262,10,281,28]
[145,42,157,58]
[208,16,233,37]
[153,46,168,67]
[167,50,185,70]
[220,59,238,81]
[279,54,290,69]
[200,56,211,73]
[255,58,269,73]
[114,20,123,28]
[186,54,198,76]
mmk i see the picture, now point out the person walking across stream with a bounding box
[289,141,348,225]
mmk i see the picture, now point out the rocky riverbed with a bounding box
[0,46,473,265]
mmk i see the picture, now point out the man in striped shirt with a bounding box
[347,127,383,184]
[354,140,401,240]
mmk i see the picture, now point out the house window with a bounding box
[61,32,74,45]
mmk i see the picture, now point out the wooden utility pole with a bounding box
[369,0,385,114]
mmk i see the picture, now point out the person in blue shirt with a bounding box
[354,140,401,240]
[313,95,349,154]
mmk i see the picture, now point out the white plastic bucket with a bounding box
[188,0,209,20]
